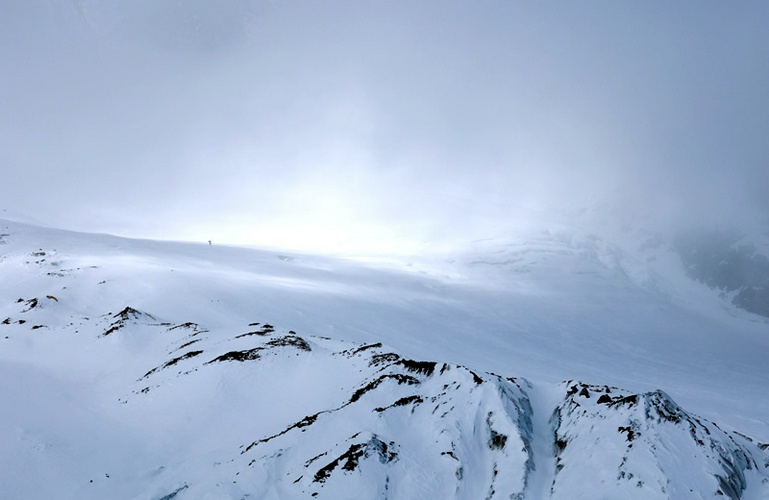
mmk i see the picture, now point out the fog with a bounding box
[2,1,768,254]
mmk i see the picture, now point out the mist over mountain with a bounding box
[676,230,769,318]
[2,1,768,253]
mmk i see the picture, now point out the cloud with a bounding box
[2,1,768,253]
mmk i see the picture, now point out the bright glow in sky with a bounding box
[2,1,768,255]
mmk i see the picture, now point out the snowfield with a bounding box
[1,218,768,499]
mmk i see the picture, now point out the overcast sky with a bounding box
[2,1,768,254]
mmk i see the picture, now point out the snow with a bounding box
[1,218,768,498]
[523,382,562,499]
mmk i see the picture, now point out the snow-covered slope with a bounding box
[1,218,768,499]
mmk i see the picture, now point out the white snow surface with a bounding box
[1,219,768,499]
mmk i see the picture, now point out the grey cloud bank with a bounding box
[2,1,768,253]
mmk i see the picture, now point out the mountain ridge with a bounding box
[2,218,769,498]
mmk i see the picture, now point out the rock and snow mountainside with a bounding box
[1,219,769,499]
[674,230,769,319]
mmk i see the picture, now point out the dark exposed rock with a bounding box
[102,307,155,336]
[486,412,508,450]
[207,348,262,364]
[313,437,397,484]
[20,298,38,313]
[609,394,638,408]
[349,374,420,403]
[168,322,199,331]
[397,359,437,376]
[244,413,322,452]
[113,306,149,322]
[158,484,189,500]
[618,426,636,442]
[351,342,383,355]
[374,395,424,412]
[469,370,483,385]
[236,324,275,338]
[489,431,508,450]
[175,339,201,351]
[142,350,204,378]
[266,335,311,351]
[370,352,400,366]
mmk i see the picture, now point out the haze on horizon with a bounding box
[2,1,768,254]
